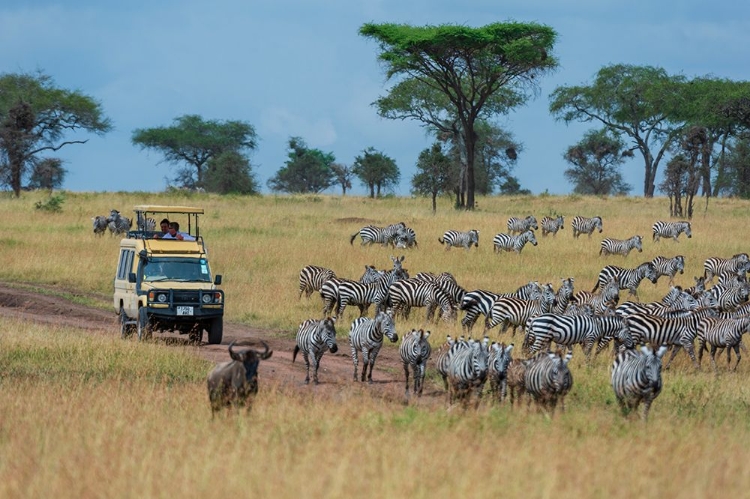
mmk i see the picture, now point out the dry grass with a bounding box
[2,191,750,498]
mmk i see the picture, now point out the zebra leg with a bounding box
[350,344,359,382]
[681,338,700,369]
[663,345,683,370]
[303,353,311,385]
[367,350,379,383]
[403,362,410,397]
[641,400,651,422]
[416,363,425,396]
[733,344,741,371]
[361,348,371,382]
[710,346,719,373]
[312,353,322,385]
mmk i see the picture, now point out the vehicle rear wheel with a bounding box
[137,308,152,341]
[208,317,223,345]
[120,309,134,339]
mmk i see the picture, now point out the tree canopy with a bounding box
[267,137,336,194]
[132,114,257,190]
[360,21,557,209]
[0,71,111,196]
[411,143,459,212]
[351,147,400,198]
[563,129,631,195]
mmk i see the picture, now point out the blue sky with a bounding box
[2,0,748,195]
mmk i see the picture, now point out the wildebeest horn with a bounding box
[257,340,273,360]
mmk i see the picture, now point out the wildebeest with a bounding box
[206,340,273,416]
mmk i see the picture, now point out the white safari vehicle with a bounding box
[113,205,224,344]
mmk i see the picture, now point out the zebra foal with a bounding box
[400,329,432,398]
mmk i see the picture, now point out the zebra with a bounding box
[685,276,707,298]
[320,277,357,317]
[572,277,620,314]
[696,316,750,372]
[438,229,479,250]
[552,277,575,314]
[652,221,692,242]
[507,215,538,235]
[611,345,668,421]
[506,358,529,407]
[703,253,750,284]
[493,230,538,254]
[358,265,385,285]
[624,307,719,370]
[298,265,336,300]
[348,311,399,383]
[571,215,603,238]
[599,235,643,257]
[350,222,406,247]
[592,262,658,299]
[488,343,514,404]
[706,280,750,312]
[337,265,407,318]
[526,314,632,360]
[292,317,339,385]
[394,226,418,249]
[447,336,490,408]
[388,278,457,323]
[92,215,108,236]
[107,209,132,236]
[650,256,686,286]
[524,350,573,414]
[136,212,156,232]
[460,282,544,334]
[435,335,464,390]
[540,215,564,237]
[485,283,556,336]
[400,329,431,397]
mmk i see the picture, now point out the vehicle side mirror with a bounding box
[128,272,137,283]
[214,275,222,285]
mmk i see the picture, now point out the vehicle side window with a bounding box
[116,249,135,280]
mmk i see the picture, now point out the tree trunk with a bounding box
[464,128,476,210]
[369,184,375,198]
[431,192,437,213]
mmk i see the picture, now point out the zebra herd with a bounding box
[350,222,418,249]
[91,209,146,237]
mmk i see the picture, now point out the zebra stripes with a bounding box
[388,278,456,323]
[136,212,156,232]
[92,215,108,236]
[298,265,336,300]
[592,262,658,298]
[460,281,544,333]
[292,317,339,385]
[507,215,538,235]
[447,336,490,408]
[524,350,573,414]
[488,343,514,404]
[650,255,685,286]
[400,329,431,397]
[599,235,643,257]
[553,277,575,314]
[394,226,418,249]
[493,230,538,254]
[485,284,556,335]
[611,345,668,421]
[435,335,464,390]
[438,229,479,250]
[337,266,408,318]
[526,314,632,359]
[696,317,750,372]
[506,358,528,407]
[348,311,399,382]
[571,216,603,238]
[703,253,750,283]
[350,222,406,246]
[107,209,132,236]
[652,221,692,242]
[541,215,564,237]
[572,277,620,315]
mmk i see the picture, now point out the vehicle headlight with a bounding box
[157,293,168,303]
[202,293,213,304]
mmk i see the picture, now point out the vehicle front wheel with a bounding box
[137,308,152,341]
[208,317,223,345]
[120,309,134,339]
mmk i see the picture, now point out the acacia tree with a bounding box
[563,129,631,195]
[132,114,257,188]
[203,151,259,195]
[411,143,459,212]
[360,22,557,209]
[330,163,353,195]
[0,72,111,196]
[27,157,66,190]
[267,137,336,193]
[351,147,400,198]
[550,64,686,197]
[721,134,750,198]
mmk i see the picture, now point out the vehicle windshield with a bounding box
[142,258,212,283]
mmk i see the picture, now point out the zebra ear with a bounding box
[656,345,668,358]
[506,344,514,354]
[640,345,651,355]
[563,352,572,363]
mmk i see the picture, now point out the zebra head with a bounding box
[547,349,573,393]
[557,215,564,229]
[490,342,514,375]
[469,229,480,247]
[390,255,405,273]
[675,255,686,274]
[643,262,659,284]
[631,235,643,252]
[641,344,668,387]
[683,222,692,238]
[318,317,338,353]
[594,216,603,233]
[375,311,398,343]
[524,230,538,246]
[558,277,575,299]
[527,215,538,231]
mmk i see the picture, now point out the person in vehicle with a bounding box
[162,221,196,241]
[153,218,170,238]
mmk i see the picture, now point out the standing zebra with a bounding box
[599,235,643,257]
[447,336,490,408]
[348,311,399,383]
[493,230,538,254]
[394,226,418,249]
[350,222,406,247]
[388,279,457,323]
[611,345,668,421]
[460,282,543,333]
[337,265,407,318]
[571,215,603,238]
[507,215,538,235]
[292,317,339,385]
[540,215,564,237]
[652,221,692,242]
[650,255,685,286]
[438,229,479,250]
[435,335,464,390]
[526,314,632,360]
[488,343,514,404]
[572,277,620,315]
[485,283,556,336]
[298,265,336,300]
[592,262,658,299]
[552,277,575,314]
[400,329,432,397]
[107,209,132,236]
[92,215,108,236]
[136,212,156,232]
[696,317,750,372]
[319,277,356,317]
[524,350,573,414]
[703,253,750,284]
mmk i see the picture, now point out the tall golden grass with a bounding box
[2,191,750,498]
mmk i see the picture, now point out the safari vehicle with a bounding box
[113,205,224,344]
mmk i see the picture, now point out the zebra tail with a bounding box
[438,237,444,244]
[292,345,300,363]
[350,232,358,245]
[591,281,600,293]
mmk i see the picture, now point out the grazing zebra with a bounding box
[460,282,543,334]
[552,277,575,314]
[493,230,538,254]
[599,235,643,257]
[571,215,603,238]
[650,256,685,286]
[652,221,692,242]
[92,215,108,236]
[292,317,339,385]
[107,209,132,236]
[524,350,573,414]
[611,345,668,421]
[507,215,538,235]
[526,314,632,359]
[624,307,719,370]
[485,284,556,336]
[136,212,156,232]
[438,229,479,250]
[388,279,457,323]
[350,222,406,246]
[394,226,418,249]
[298,265,336,300]
[348,311,399,383]
[447,336,490,408]
[506,358,529,407]
[592,262,658,299]
[696,317,750,372]
[488,343,514,404]
[703,253,750,284]
[540,215,564,237]
[400,329,432,397]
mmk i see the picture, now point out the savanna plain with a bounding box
[1,191,750,499]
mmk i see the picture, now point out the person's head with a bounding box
[160,218,170,233]
[168,222,180,235]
